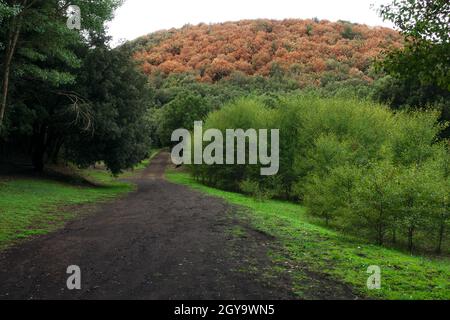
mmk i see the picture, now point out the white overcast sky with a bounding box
[107,0,394,45]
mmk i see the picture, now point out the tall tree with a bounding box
[65,43,152,175]
[0,0,121,132]
[379,0,449,90]
[377,0,450,137]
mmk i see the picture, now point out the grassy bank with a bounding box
[0,150,160,250]
[0,170,131,250]
[166,170,450,300]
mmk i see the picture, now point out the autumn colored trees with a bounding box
[130,19,402,86]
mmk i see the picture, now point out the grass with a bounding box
[0,171,131,250]
[166,170,450,300]
[0,150,160,250]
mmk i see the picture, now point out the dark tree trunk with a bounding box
[50,137,64,164]
[408,227,414,254]
[0,6,26,130]
[436,222,445,255]
[51,143,62,164]
[377,203,384,246]
[377,226,384,246]
[32,146,45,172]
[31,124,49,172]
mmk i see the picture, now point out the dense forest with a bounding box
[0,0,151,174]
[1,0,449,257]
[130,19,403,84]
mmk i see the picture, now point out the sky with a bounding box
[107,0,394,46]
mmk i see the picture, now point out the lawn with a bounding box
[0,170,131,250]
[0,150,160,250]
[166,170,450,300]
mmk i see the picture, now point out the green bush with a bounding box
[239,179,275,201]
[190,94,449,254]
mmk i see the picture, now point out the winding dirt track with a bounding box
[0,152,296,299]
[0,152,358,300]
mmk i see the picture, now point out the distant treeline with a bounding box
[129,18,403,83]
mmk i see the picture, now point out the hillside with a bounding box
[130,19,402,85]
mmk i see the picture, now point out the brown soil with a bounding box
[0,152,357,300]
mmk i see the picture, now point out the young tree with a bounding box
[304,164,361,226]
[428,145,450,254]
[395,162,445,253]
[433,176,449,254]
[351,161,399,245]
[156,92,210,146]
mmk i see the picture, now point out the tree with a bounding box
[428,145,450,254]
[64,44,152,175]
[0,1,19,48]
[129,19,401,84]
[0,0,25,130]
[0,1,152,174]
[351,161,399,245]
[305,165,361,226]
[156,92,210,146]
[377,0,450,137]
[0,0,122,132]
[395,163,443,253]
[379,0,449,45]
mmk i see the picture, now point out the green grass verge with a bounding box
[166,170,450,300]
[0,170,132,250]
[0,150,161,250]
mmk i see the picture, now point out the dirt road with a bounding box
[0,152,296,299]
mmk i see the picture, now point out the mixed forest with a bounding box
[1,0,449,259]
[126,3,450,255]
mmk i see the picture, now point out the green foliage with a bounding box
[390,110,444,166]
[186,94,449,254]
[0,1,19,32]
[65,45,152,175]
[156,92,210,146]
[239,179,275,201]
[379,0,449,44]
[370,75,450,137]
[167,170,450,300]
[2,1,122,92]
[304,164,361,226]
[1,1,152,174]
[349,161,399,245]
[191,97,275,191]
[145,72,300,148]
[378,40,450,91]
[376,0,450,138]
[341,23,361,40]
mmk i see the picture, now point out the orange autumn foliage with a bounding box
[131,19,402,83]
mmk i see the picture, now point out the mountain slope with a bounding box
[129,19,402,85]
